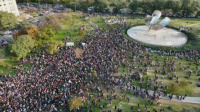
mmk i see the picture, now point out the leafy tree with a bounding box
[7,35,35,60]
[129,0,140,12]
[14,25,40,40]
[46,41,64,54]
[167,83,180,95]
[40,27,55,42]
[91,70,97,77]
[181,0,200,17]
[93,0,108,12]
[0,11,17,30]
[69,97,82,110]
[165,0,181,14]
[69,2,82,11]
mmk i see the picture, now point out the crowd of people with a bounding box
[0,14,200,112]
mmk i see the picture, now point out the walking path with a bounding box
[86,17,200,104]
[121,85,200,104]
[85,17,99,29]
[183,22,200,27]
[148,90,200,104]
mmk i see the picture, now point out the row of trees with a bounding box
[17,0,200,17]
[129,0,200,17]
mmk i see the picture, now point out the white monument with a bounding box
[127,10,187,47]
[0,0,19,16]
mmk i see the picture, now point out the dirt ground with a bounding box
[75,48,84,58]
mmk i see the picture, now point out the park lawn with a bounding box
[0,48,17,75]
[54,12,94,42]
[146,54,200,96]
[89,16,110,30]
[86,86,200,112]
[126,19,145,25]
[112,50,200,97]
[169,19,200,27]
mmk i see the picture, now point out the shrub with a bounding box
[69,97,82,110]
[167,83,180,94]
[178,80,189,87]
[0,60,4,66]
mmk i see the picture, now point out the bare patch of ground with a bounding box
[75,48,84,58]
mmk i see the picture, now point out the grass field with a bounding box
[80,86,200,112]
[53,12,94,42]
[88,15,200,97]
[0,49,17,75]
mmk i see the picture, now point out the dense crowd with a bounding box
[0,14,200,112]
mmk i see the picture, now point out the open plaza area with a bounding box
[127,25,188,47]
[0,0,200,112]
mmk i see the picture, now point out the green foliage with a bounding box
[8,35,35,60]
[91,70,97,77]
[40,27,55,42]
[78,29,86,36]
[0,11,17,30]
[46,41,64,54]
[93,0,108,12]
[178,80,189,87]
[182,0,200,16]
[167,83,180,95]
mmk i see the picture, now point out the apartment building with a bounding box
[0,0,19,16]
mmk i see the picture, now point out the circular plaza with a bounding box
[127,25,188,47]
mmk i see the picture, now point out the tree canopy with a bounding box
[46,41,64,54]
[0,11,18,30]
[14,25,40,40]
[7,35,35,60]
[16,0,200,16]
[40,27,55,42]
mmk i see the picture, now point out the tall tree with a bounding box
[181,0,200,17]
[0,11,17,30]
[40,27,55,42]
[14,25,40,40]
[8,35,35,60]
[93,0,108,12]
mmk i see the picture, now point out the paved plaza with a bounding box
[127,25,188,47]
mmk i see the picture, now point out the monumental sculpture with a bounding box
[127,10,187,47]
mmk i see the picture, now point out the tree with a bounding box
[46,41,64,54]
[181,0,200,17]
[0,11,17,30]
[129,0,140,12]
[91,70,97,77]
[14,25,40,40]
[38,15,61,33]
[69,97,82,110]
[40,27,55,42]
[164,0,181,14]
[167,83,180,95]
[7,35,35,60]
[93,0,108,12]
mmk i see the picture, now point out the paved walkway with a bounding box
[183,23,200,27]
[122,85,200,104]
[85,17,99,29]
[148,91,200,104]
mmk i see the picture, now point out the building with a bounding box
[0,0,19,16]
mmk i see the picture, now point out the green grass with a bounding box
[53,12,94,42]
[87,15,200,96]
